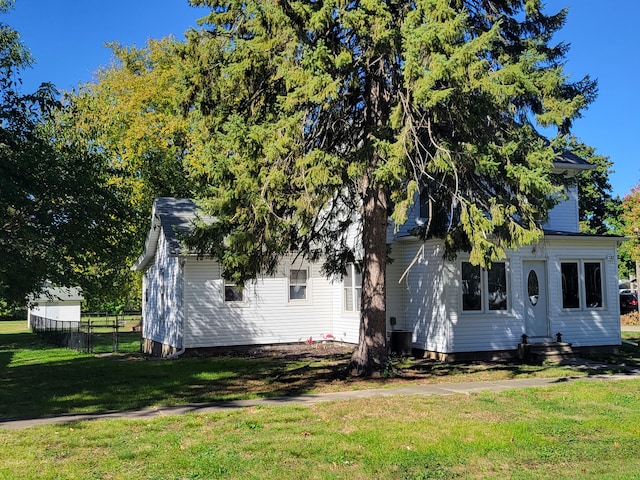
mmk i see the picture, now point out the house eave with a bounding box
[131,214,162,271]
[392,230,623,246]
[542,229,624,239]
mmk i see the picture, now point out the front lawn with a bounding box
[3,321,640,478]
[2,321,639,421]
[1,379,640,479]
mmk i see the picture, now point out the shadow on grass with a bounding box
[3,332,640,421]
[0,333,306,420]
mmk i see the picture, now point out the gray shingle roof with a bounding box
[154,197,201,255]
[132,197,215,271]
[555,150,593,169]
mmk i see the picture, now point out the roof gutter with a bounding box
[131,212,162,271]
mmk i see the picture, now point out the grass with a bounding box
[2,379,640,478]
[2,321,640,421]
[3,322,640,478]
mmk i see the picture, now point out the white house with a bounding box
[133,154,622,359]
[27,285,84,328]
[132,197,361,357]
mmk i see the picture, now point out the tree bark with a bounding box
[348,178,389,376]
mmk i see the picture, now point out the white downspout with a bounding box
[166,346,185,359]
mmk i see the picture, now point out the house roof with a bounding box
[554,150,594,171]
[31,284,84,303]
[542,229,622,238]
[132,197,215,271]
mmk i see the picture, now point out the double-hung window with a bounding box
[289,269,308,301]
[461,261,508,312]
[343,264,362,312]
[561,260,603,309]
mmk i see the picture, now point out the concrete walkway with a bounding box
[622,325,640,331]
[2,369,640,430]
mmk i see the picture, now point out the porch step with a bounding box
[518,342,574,362]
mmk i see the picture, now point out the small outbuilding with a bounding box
[27,285,84,328]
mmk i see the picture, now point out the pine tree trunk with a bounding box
[348,180,388,376]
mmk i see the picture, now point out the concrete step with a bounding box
[518,342,575,362]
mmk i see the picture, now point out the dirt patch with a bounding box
[210,342,357,362]
[622,311,640,326]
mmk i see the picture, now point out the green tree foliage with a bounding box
[622,185,640,262]
[562,137,618,235]
[56,37,193,310]
[64,38,192,216]
[0,1,128,306]
[181,0,595,374]
[1,2,47,304]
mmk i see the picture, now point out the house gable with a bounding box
[392,151,593,239]
[132,197,215,272]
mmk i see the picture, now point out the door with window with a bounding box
[523,260,549,339]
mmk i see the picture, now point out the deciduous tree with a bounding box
[563,137,618,235]
[181,0,596,375]
[1,1,133,307]
[623,185,640,260]
[56,37,193,309]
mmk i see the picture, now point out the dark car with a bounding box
[620,290,638,314]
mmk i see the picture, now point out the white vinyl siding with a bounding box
[543,184,579,233]
[141,231,183,349]
[441,254,520,354]
[547,239,619,348]
[395,240,450,353]
[394,184,581,239]
[182,256,338,348]
[139,184,620,357]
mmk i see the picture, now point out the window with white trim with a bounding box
[289,269,308,300]
[461,261,508,312]
[224,281,244,302]
[561,260,603,309]
[343,264,362,312]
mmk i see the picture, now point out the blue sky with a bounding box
[5,0,639,198]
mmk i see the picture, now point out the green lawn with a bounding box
[3,322,640,478]
[2,321,640,420]
[2,378,640,478]
[0,323,307,419]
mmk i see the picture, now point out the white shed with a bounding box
[27,285,84,328]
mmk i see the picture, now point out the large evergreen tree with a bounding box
[181,0,595,375]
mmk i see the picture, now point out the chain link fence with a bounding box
[30,313,142,354]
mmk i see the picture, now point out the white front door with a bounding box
[523,260,549,339]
